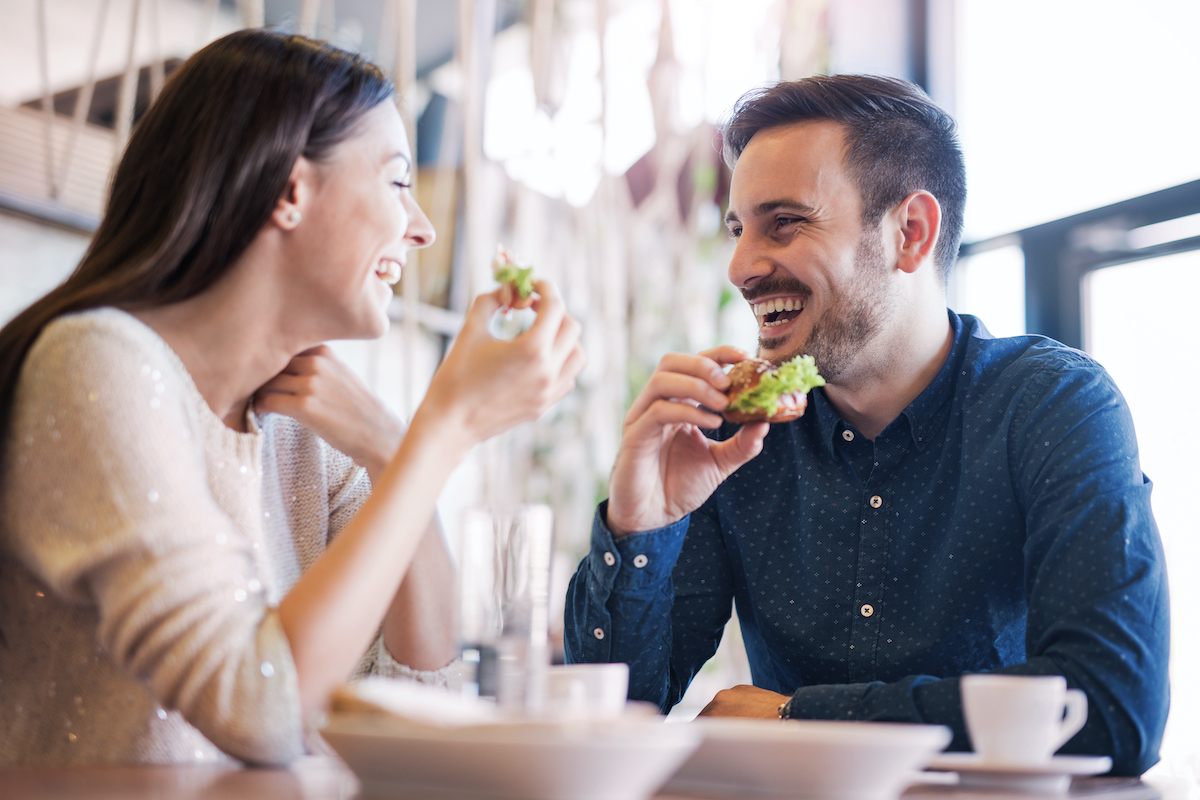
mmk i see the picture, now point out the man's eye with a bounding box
[727,226,743,239]
[393,179,412,191]
[775,217,797,229]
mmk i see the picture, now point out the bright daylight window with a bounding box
[951,0,1200,775]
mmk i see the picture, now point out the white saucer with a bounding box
[925,753,1113,793]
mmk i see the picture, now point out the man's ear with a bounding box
[270,156,317,231]
[891,190,941,275]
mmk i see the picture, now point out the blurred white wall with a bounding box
[0,214,87,326]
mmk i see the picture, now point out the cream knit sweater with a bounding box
[0,308,431,766]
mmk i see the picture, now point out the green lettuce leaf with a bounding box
[728,355,825,416]
[495,264,535,299]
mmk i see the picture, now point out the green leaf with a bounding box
[728,355,825,416]
[494,264,535,299]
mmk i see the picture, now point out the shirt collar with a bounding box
[809,385,843,459]
[809,309,975,454]
[899,309,973,451]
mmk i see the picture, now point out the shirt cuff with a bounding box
[588,500,691,593]
[789,682,875,720]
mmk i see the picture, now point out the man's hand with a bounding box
[606,346,770,537]
[698,684,790,718]
[254,344,405,482]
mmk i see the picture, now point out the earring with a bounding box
[287,210,301,225]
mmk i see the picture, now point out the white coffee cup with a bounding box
[543,663,630,719]
[961,674,1088,764]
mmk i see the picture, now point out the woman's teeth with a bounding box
[753,296,806,328]
[376,260,401,286]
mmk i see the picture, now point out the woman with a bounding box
[0,30,584,766]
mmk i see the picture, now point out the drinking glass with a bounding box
[457,504,554,713]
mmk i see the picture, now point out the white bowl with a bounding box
[322,711,701,800]
[662,717,952,800]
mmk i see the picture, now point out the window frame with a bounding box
[956,178,1200,350]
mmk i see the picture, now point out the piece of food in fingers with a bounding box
[493,244,536,310]
[722,355,825,424]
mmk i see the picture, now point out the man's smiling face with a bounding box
[724,120,895,380]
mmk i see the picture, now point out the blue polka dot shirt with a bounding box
[565,312,1168,776]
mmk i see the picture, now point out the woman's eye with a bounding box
[392,180,411,191]
[727,226,742,240]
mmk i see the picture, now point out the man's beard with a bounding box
[756,232,893,381]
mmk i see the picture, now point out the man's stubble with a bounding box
[758,229,894,382]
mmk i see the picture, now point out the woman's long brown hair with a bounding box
[0,30,394,452]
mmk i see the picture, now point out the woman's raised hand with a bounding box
[254,345,405,481]
[417,278,585,448]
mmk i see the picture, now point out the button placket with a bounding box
[849,483,889,681]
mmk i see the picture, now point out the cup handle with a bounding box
[1053,688,1089,751]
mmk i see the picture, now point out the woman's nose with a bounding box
[404,196,436,248]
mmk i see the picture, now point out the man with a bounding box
[564,75,1168,776]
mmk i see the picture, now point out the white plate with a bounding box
[925,752,1113,793]
[662,718,952,800]
[322,711,701,800]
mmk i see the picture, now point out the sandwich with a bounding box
[722,355,825,424]
[493,245,536,310]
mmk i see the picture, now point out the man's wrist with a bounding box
[605,504,633,539]
[777,694,795,720]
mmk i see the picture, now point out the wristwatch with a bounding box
[777,695,795,720]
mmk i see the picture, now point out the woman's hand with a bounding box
[279,279,581,717]
[254,345,405,481]
[416,278,586,449]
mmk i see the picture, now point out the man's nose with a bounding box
[727,234,773,290]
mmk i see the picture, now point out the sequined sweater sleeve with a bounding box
[2,310,304,765]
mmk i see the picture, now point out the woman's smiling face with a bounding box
[285,101,434,343]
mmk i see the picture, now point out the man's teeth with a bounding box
[752,296,806,328]
[376,260,401,286]
[751,297,806,316]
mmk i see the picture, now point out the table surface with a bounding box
[0,756,1177,800]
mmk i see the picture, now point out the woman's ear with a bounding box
[271,156,316,231]
[892,191,942,275]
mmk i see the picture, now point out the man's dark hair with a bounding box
[722,74,966,280]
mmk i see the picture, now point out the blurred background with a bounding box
[1,0,1197,780]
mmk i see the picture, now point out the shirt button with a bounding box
[860,604,874,617]
[870,495,883,508]
[633,554,648,568]
[593,627,605,640]
[603,551,616,566]
[842,430,855,442]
